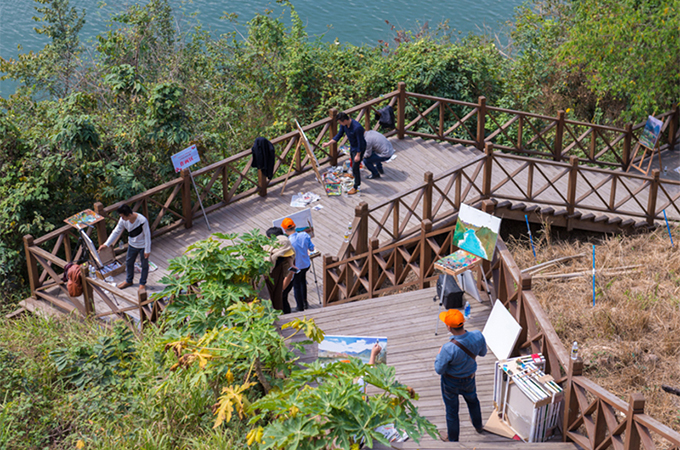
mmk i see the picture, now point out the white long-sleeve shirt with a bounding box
[104,213,152,253]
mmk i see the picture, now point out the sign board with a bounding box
[171,144,200,173]
[482,299,522,360]
[273,208,315,238]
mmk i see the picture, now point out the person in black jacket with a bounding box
[322,112,366,195]
[251,137,276,180]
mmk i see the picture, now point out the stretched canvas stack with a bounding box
[493,354,563,442]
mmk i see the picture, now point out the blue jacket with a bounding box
[434,330,487,378]
[333,119,366,158]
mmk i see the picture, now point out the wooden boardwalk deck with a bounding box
[277,287,576,450]
[25,135,680,320]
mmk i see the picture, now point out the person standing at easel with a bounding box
[98,204,151,291]
[322,112,366,195]
[282,217,315,311]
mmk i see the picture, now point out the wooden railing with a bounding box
[325,203,680,448]
[397,83,680,169]
[22,83,680,318]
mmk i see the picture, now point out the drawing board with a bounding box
[318,335,387,365]
[79,229,103,268]
[482,299,522,360]
[273,208,315,238]
[453,204,501,261]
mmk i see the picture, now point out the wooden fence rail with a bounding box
[23,83,680,318]
[325,207,680,449]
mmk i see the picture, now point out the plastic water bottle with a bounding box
[464,301,471,319]
[88,264,96,278]
[571,341,578,360]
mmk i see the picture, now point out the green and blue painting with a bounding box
[318,335,387,365]
[453,204,501,261]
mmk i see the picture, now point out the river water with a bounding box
[0,0,523,98]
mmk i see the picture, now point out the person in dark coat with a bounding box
[252,137,276,180]
[263,227,295,313]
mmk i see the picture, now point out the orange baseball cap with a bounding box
[439,309,465,328]
[281,218,296,230]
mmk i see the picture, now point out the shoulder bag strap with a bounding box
[451,339,476,360]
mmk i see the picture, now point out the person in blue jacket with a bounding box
[322,112,366,195]
[282,217,315,311]
[434,309,487,442]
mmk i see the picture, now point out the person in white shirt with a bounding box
[98,204,151,291]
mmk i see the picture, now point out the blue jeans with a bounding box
[363,153,390,177]
[126,246,148,285]
[441,375,482,441]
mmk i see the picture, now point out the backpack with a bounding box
[374,105,395,130]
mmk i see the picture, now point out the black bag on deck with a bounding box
[374,105,395,130]
[435,274,464,309]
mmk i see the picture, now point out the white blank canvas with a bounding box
[482,299,522,360]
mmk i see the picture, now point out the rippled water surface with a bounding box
[0,0,522,97]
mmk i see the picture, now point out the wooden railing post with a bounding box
[329,108,338,166]
[397,82,406,139]
[368,238,379,297]
[476,96,487,151]
[355,202,369,255]
[138,288,148,328]
[420,220,433,289]
[482,143,493,198]
[257,169,267,197]
[423,172,433,221]
[181,169,193,229]
[623,123,633,169]
[323,254,335,306]
[555,110,565,161]
[562,357,584,443]
[222,165,230,204]
[364,106,370,131]
[647,169,660,226]
[624,393,645,450]
[668,104,679,152]
[439,101,445,138]
[80,264,94,315]
[23,235,40,298]
[93,202,108,247]
[566,156,579,231]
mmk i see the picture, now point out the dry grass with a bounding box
[506,224,680,430]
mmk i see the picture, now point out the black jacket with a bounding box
[251,137,276,179]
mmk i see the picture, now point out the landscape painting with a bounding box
[638,115,663,149]
[453,203,501,261]
[318,335,387,365]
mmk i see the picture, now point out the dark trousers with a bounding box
[441,375,482,441]
[363,153,390,177]
[351,152,361,189]
[292,267,309,311]
[265,259,290,314]
[282,282,293,313]
[125,245,148,285]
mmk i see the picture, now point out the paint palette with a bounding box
[434,249,482,275]
[64,209,104,229]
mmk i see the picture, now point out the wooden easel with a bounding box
[627,116,670,176]
[280,120,323,195]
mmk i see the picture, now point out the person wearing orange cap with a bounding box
[282,217,315,311]
[434,309,487,442]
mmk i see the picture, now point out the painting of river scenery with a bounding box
[453,204,501,261]
[318,336,387,365]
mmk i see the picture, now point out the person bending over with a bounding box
[363,130,394,179]
[98,204,151,291]
[322,111,366,195]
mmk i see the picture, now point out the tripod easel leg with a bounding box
[434,273,448,335]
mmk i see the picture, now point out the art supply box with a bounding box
[96,246,125,279]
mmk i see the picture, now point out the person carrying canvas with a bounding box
[282,217,315,311]
[322,111,366,195]
[98,204,151,291]
[434,309,487,442]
